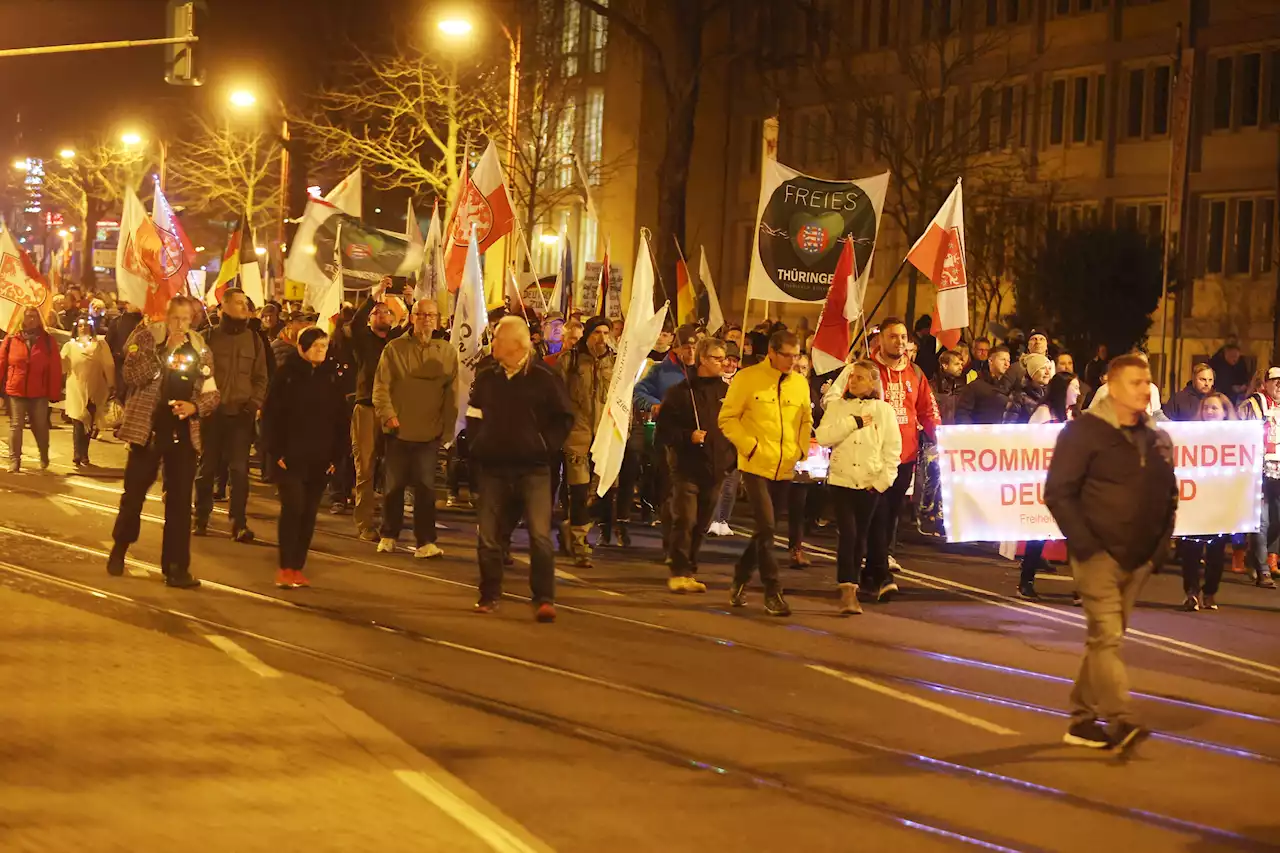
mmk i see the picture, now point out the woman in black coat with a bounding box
[262,327,348,589]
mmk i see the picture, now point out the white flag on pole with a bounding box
[698,246,726,335]
[449,225,487,439]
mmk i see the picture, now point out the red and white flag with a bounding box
[116,188,169,320]
[906,179,967,350]
[444,142,514,292]
[0,228,50,332]
[151,181,194,308]
[810,238,858,376]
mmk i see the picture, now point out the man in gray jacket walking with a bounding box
[372,298,458,558]
[193,287,269,542]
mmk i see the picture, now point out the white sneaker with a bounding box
[887,555,902,572]
[712,521,733,537]
[377,538,396,554]
[414,543,444,559]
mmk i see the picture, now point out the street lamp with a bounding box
[120,131,143,146]
[437,18,474,37]
[228,89,257,109]
[11,159,27,171]
[227,86,291,254]
[58,148,75,160]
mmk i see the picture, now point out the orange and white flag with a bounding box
[444,142,514,292]
[906,179,967,349]
[117,188,169,320]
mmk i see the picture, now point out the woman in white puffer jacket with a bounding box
[815,359,903,615]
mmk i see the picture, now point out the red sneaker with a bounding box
[292,570,311,588]
[474,600,498,614]
[535,602,556,623]
[275,569,294,589]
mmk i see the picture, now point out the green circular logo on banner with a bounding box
[758,176,878,301]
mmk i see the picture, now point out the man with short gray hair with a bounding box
[469,316,573,621]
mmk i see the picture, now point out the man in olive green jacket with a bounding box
[372,298,459,558]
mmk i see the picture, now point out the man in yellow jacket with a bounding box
[717,329,813,616]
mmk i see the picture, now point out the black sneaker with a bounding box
[729,581,747,608]
[106,543,127,576]
[192,519,208,537]
[764,591,791,617]
[164,573,202,590]
[1062,719,1111,749]
[877,580,898,602]
[617,525,631,548]
[1109,722,1150,754]
[1018,582,1039,601]
[232,527,256,544]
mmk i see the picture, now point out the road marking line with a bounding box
[394,770,547,853]
[553,566,625,596]
[808,664,1019,736]
[202,633,282,678]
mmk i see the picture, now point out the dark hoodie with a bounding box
[1165,380,1209,422]
[261,352,348,474]
[931,372,965,426]
[656,374,735,486]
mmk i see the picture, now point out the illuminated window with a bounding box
[556,95,577,188]
[561,2,581,77]
[589,0,608,73]
[583,88,604,182]
[1049,79,1066,145]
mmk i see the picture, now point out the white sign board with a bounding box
[936,421,1263,542]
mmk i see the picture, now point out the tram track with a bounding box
[0,525,1276,852]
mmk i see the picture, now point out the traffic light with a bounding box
[164,0,207,86]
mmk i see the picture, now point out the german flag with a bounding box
[207,219,246,306]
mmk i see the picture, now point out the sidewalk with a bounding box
[0,584,542,852]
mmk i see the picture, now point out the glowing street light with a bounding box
[57,229,69,238]
[437,18,474,37]
[229,89,258,109]
[539,232,560,245]
[11,159,27,171]
[58,148,75,160]
[120,131,143,146]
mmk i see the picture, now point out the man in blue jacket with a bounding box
[634,323,699,548]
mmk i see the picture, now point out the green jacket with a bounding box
[372,333,459,443]
[558,342,615,457]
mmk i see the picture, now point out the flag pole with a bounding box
[640,227,673,310]
[672,234,696,324]
[861,257,909,326]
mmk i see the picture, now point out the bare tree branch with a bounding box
[167,117,281,239]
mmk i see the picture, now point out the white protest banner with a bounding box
[747,161,888,304]
[583,261,623,316]
[936,421,1263,542]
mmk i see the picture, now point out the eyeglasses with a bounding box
[704,354,726,362]
[773,350,800,360]
[413,312,440,319]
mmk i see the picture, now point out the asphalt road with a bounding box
[3,417,1280,852]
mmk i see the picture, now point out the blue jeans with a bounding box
[1251,477,1280,569]
[477,467,555,604]
[380,436,439,546]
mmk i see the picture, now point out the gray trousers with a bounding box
[1070,551,1154,726]
[9,397,50,467]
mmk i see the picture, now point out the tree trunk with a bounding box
[80,196,104,292]
[653,82,701,314]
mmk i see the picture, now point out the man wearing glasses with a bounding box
[656,337,735,593]
[350,278,407,540]
[718,330,813,616]
[372,298,458,558]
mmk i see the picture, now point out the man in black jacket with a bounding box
[193,288,270,541]
[656,338,735,593]
[349,278,407,540]
[1045,354,1177,753]
[955,345,1014,425]
[470,316,573,622]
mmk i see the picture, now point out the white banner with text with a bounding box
[936,421,1263,543]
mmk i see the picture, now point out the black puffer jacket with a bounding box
[1044,396,1177,571]
[931,372,965,425]
[261,352,348,474]
[955,371,1015,425]
[656,374,735,486]
[1004,378,1048,424]
[1165,381,1208,422]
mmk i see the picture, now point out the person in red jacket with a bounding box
[0,307,63,472]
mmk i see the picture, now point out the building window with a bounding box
[1049,79,1067,145]
[1151,65,1171,135]
[878,0,891,46]
[1270,50,1280,124]
[1260,199,1275,274]
[1213,57,1233,129]
[561,2,581,77]
[1056,0,1070,13]
[1019,84,1029,146]
[986,0,998,26]
[1080,0,1093,9]
[588,0,608,74]
[746,118,761,175]
[1205,200,1226,274]
[583,88,604,182]
[978,89,993,150]
[999,86,1014,147]
[1234,199,1255,275]
[860,0,873,50]
[1094,74,1106,141]
[1007,0,1020,24]
[1145,204,1164,244]
[1072,76,1089,143]
[1118,204,1140,232]
[1126,69,1144,137]
[1240,52,1262,127]
[556,95,577,188]
[921,0,933,38]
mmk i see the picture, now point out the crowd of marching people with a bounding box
[2,279,1278,630]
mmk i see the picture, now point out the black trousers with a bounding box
[668,470,723,576]
[832,486,880,585]
[113,426,197,576]
[380,436,439,546]
[278,467,328,570]
[734,473,787,593]
[1180,537,1228,597]
[787,481,822,549]
[1021,541,1046,586]
[865,462,913,588]
[194,408,255,529]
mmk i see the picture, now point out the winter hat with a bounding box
[1024,353,1052,379]
[582,315,611,339]
[723,342,741,359]
[675,323,700,346]
[1027,327,1050,344]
